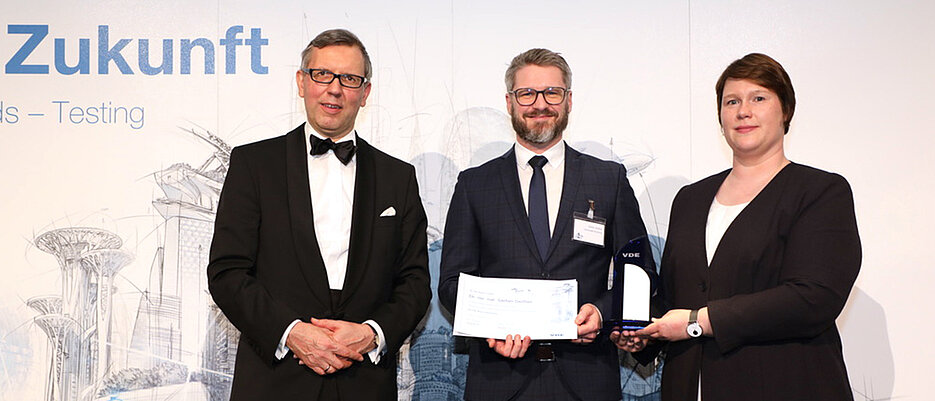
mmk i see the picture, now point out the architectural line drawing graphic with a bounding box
[20,127,237,401]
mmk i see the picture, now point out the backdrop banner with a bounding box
[2,1,928,400]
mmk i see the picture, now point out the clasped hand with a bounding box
[486,303,603,358]
[611,308,711,351]
[286,318,376,375]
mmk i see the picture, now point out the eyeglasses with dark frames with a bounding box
[301,68,368,89]
[510,87,569,106]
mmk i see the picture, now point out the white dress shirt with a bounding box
[514,140,566,236]
[306,125,356,290]
[514,140,606,321]
[275,123,385,363]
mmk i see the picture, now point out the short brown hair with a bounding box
[715,53,796,133]
[300,29,372,80]
[505,48,572,91]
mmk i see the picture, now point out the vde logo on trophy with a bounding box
[603,236,659,331]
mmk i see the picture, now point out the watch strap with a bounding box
[686,309,703,338]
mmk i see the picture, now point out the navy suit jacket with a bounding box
[439,144,648,401]
[207,125,431,400]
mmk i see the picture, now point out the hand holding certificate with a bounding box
[453,273,578,340]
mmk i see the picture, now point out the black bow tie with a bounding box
[310,135,356,165]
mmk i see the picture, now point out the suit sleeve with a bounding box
[708,175,861,353]
[368,167,432,355]
[207,147,302,363]
[438,172,480,316]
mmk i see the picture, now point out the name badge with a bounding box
[572,208,606,247]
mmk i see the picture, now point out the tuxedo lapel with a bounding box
[338,136,375,306]
[285,125,332,307]
[499,148,543,263]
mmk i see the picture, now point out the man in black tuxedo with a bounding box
[439,48,648,401]
[208,29,430,400]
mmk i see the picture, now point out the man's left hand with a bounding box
[571,303,601,344]
[311,318,377,355]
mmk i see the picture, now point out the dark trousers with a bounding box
[511,359,579,401]
[316,378,341,401]
[315,290,346,401]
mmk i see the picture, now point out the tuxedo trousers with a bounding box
[313,290,346,401]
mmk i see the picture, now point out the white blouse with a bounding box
[705,198,749,266]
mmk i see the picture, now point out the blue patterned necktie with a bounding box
[528,155,550,260]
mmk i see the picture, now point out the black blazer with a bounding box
[658,163,860,401]
[207,125,431,400]
[439,144,648,401]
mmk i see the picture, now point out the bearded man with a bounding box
[438,48,649,401]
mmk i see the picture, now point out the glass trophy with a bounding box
[604,236,658,331]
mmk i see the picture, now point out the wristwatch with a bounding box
[686,309,703,338]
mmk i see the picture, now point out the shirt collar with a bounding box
[514,139,566,170]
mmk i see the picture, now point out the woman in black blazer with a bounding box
[613,53,861,401]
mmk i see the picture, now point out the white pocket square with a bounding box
[380,206,396,217]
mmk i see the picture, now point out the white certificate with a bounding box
[452,273,578,340]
